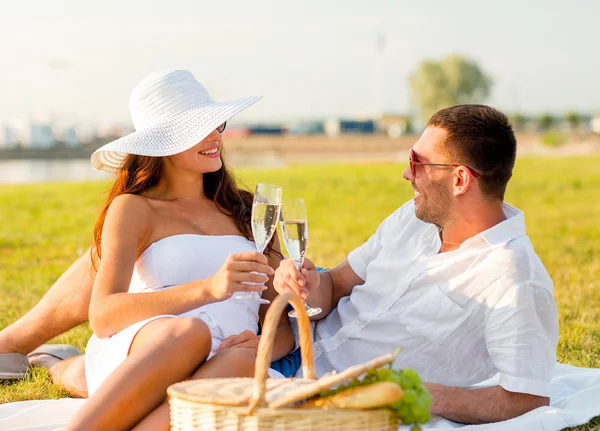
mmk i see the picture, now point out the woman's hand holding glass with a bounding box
[208,251,274,302]
[234,183,282,304]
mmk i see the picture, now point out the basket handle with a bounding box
[249,292,316,410]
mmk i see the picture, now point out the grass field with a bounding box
[0,157,599,429]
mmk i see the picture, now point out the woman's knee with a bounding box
[161,317,212,352]
[132,317,212,361]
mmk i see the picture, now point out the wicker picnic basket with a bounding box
[167,293,400,431]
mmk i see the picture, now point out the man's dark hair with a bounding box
[428,104,517,201]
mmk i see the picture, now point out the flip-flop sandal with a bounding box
[28,344,82,362]
[0,353,30,380]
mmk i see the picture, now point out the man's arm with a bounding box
[425,383,549,424]
[425,284,556,424]
[309,259,364,318]
[275,206,402,317]
[274,258,364,319]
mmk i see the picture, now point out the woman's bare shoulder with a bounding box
[108,194,153,216]
[104,194,154,237]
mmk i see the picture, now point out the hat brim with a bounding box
[91,95,261,173]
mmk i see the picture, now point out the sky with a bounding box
[1,0,599,128]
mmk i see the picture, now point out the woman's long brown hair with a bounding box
[91,153,275,272]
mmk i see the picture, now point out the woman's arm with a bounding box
[89,194,272,338]
[215,233,295,361]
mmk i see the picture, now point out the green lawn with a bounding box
[1,157,599,429]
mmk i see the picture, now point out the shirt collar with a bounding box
[475,203,526,246]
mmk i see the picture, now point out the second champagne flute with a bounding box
[279,198,322,318]
[234,183,282,304]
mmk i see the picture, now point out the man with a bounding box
[274,104,558,424]
[0,105,558,424]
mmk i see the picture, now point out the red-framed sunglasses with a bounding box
[216,122,227,133]
[409,148,480,178]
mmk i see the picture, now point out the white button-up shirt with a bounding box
[307,200,558,397]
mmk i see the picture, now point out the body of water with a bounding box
[0,152,293,185]
[0,159,112,184]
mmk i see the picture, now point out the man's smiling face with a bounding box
[403,127,454,227]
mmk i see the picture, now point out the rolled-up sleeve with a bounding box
[347,232,381,280]
[347,205,405,280]
[485,283,559,397]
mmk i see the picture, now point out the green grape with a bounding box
[402,389,417,403]
[375,368,392,380]
[390,400,403,410]
[399,374,414,389]
[404,412,417,424]
[397,403,411,416]
[362,373,377,385]
[402,368,422,384]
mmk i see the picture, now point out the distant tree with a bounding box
[541,130,566,147]
[509,113,527,132]
[538,113,555,131]
[565,112,582,131]
[404,118,414,135]
[409,54,493,123]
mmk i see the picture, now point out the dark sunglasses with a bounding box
[409,148,480,178]
[216,122,227,133]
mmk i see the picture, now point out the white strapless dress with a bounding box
[85,234,264,396]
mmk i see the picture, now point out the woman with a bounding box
[66,69,294,431]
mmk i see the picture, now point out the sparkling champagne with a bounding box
[252,202,281,253]
[280,220,308,267]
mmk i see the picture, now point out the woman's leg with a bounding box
[0,251,94,354]
[65,317,212,431]
[132,347,257,431]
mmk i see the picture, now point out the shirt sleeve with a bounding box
[347,204,407,280]
[485,283,558,397]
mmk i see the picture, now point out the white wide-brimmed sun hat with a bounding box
[91,69,261,173]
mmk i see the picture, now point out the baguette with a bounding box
[300,382,404,410]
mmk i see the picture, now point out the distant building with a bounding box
[288,121,325,136]
[591,115,600,135]
[324,119,376,137]
[63,127,79,147]
[23,123,54,149]
[340,119,376,134]
[51,123,81,147]
[1,126,19,149]
[75,124,99,144]
[248,125,287,135]
[324,119,341,137]
[378,114,411,137]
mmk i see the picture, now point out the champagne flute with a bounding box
[279,198,322,318]
[234,183,282,304]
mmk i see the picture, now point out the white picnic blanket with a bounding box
[1,363,599,431]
